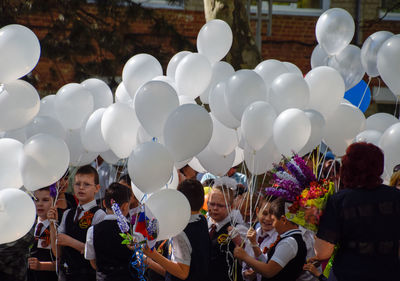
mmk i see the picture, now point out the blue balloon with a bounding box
[344,80,371,112]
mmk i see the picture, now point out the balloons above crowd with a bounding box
[1,10,400,243]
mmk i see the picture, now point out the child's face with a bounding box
[258,205,274,232]
[34,190,53,220]
[271,214,286,235]
[73,174,99,205]
[208,190,229,222]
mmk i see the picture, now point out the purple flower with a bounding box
[49,183,57,198]
[111,200,130,233]
[293,154,316,184]
[286,160,307,188]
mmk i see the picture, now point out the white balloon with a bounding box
[101,103,140,158]
[315,8,355,55]
[328,44,365,91]
[225,70,267,121]
[0,24,40,83]
[209,82,241,129]
[81,108,109,153]
[244,137,281,175]
[188,157,207,173]
[377,35,400,96]
[122,54,163,96]
[355,130,382,146]
[152,76,178,93]
[128,142,174,194]
[1,127,27,143]
[305,66,345,119]
[241,101,276,151]
[132,183,146,202]
[268,73,310,113]
[146,189,191,240]
[115,82,133,106]
[136,125,153,146]
[166,51,192,80]
[65,129,98,167]
[21,134,70,191]
[361,31,394,77]
[233,147,244,167]
[365,112,399,133]
[100,150,121,165]
[25,116,66,140]
[197,146,235,177]
[165,168,179,190]
[209,114,238,156]
[175,53,212,98]
[0,139,23,189]
[299,110,326,155]
[273,109,311,156]
[197,19,233,64]
[0,188,36,244]
[0,80,40,131]
[178,95,196,105]
[81,78,113,110]
[311,44,329,69]
[135,80,179,137]
[55,83,94,130]
[254,59,289,97]
[323,104,366,156]
[175,158,192,170]
[163,104,213,162]
[283,62,303,77]
[200,61,235,104]
[37,95,56,118]
[379,123,400,174]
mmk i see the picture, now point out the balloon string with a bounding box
[394,95,400,118]
[358,76,371,108]
[373,77,382,99]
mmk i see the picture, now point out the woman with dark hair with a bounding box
[311,142,400,281]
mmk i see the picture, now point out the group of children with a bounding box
[27,164,324,281]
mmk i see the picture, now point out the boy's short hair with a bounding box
[119,174,131,186]
[211,185,235,206]
[104,182,132,209]
[177,179,204,211]
[268,197,286,218]
[75,165,99,185]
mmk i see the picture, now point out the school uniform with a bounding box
[261,229,307,281]
[208,216,244,281]
[242,227,278,281]
[27,219,57,281]
[58,200,105,281]
[85,214,138,281]
[165,214,210,281]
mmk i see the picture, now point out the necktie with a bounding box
[209,224,217,239]
[35,222,43,238]
[74,206,84,223]
[258,234,269,245]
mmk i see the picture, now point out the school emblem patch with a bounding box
[79,211,94,229]
[217,233,229,245]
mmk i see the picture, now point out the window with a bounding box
[131,0,184,10]
[250,0,331,16]
[380,0,400,21]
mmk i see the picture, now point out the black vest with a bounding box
[262,231,307,281]
[165,215,210,281]
[209,221,243,281]
[93,219,138,281]
[27,224,58,281]
[61,206,100,274]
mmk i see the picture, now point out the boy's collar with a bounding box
[78,200,97,211]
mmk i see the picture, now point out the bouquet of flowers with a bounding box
[265,154,316,201]
[264,153,335,232]
[286,179,335,232]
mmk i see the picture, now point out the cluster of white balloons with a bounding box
[2,9,400,242]
[312,8,399,92]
